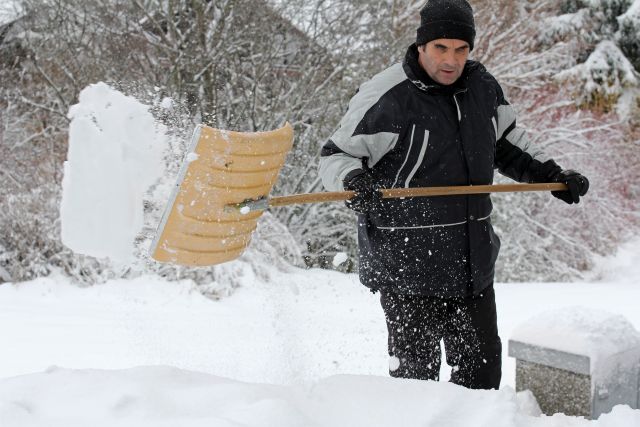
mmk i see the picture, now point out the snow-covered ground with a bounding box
[4,82,638,425]
[1,238,640,426]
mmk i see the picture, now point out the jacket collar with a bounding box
[403,44,473,96]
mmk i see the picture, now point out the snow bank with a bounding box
[60,83,168,262]
[511,307,640,371]
[1,366,638,427]
[2,260,640,424]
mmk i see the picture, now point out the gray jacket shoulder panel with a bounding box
[319,63,408,191]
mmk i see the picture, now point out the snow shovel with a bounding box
[150,124,567,267]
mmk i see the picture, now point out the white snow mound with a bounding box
[0,366,638,427]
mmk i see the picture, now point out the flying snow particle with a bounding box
[332,252,348,267]
[160,97,174,110]
[389,356,401,371]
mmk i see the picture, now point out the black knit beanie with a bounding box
[416,0,476,50]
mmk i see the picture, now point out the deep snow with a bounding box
[1,238,640,426]
[2,366,639,427]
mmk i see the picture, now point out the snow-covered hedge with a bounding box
[556,40,639,112]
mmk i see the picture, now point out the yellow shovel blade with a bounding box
[150,123,294,267]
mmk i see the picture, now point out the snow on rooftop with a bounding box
[511,307,640,371]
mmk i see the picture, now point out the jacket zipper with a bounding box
[454,88,476,289]
[454,90,475,223]
[453,89,470,186]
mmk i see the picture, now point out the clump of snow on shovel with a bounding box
[60,82,168,262]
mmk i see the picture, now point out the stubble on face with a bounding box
[418,39,470,86]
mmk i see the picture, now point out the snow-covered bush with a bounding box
[556,40,639,112]
[616,0,640,71]
[472,0,640,281]
[0,184,112,283]
[540,0,640,117]
[560,0,587,14]
[539,8,592,50]
[596,0,634,25]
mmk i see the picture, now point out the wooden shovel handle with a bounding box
[268,183,567,208]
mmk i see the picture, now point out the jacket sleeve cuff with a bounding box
[342,168,366,189]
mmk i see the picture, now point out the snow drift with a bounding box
[1,366,639,427]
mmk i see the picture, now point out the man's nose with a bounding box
[442,53,456,68]
[443,50,457,64]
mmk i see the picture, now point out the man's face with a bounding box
[418,39,470,86]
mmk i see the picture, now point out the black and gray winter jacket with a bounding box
[319,45,562,298]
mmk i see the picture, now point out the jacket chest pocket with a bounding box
[392,124,430,188]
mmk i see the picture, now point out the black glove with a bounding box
[343,169,383,214]
[549,169,589,204]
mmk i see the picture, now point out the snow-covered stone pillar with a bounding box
[508,307,640,419]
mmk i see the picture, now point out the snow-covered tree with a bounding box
[542,0,640,118]
[1,0,638,289]
[616,0,640,71]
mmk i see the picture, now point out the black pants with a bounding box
[379,286,502,389]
